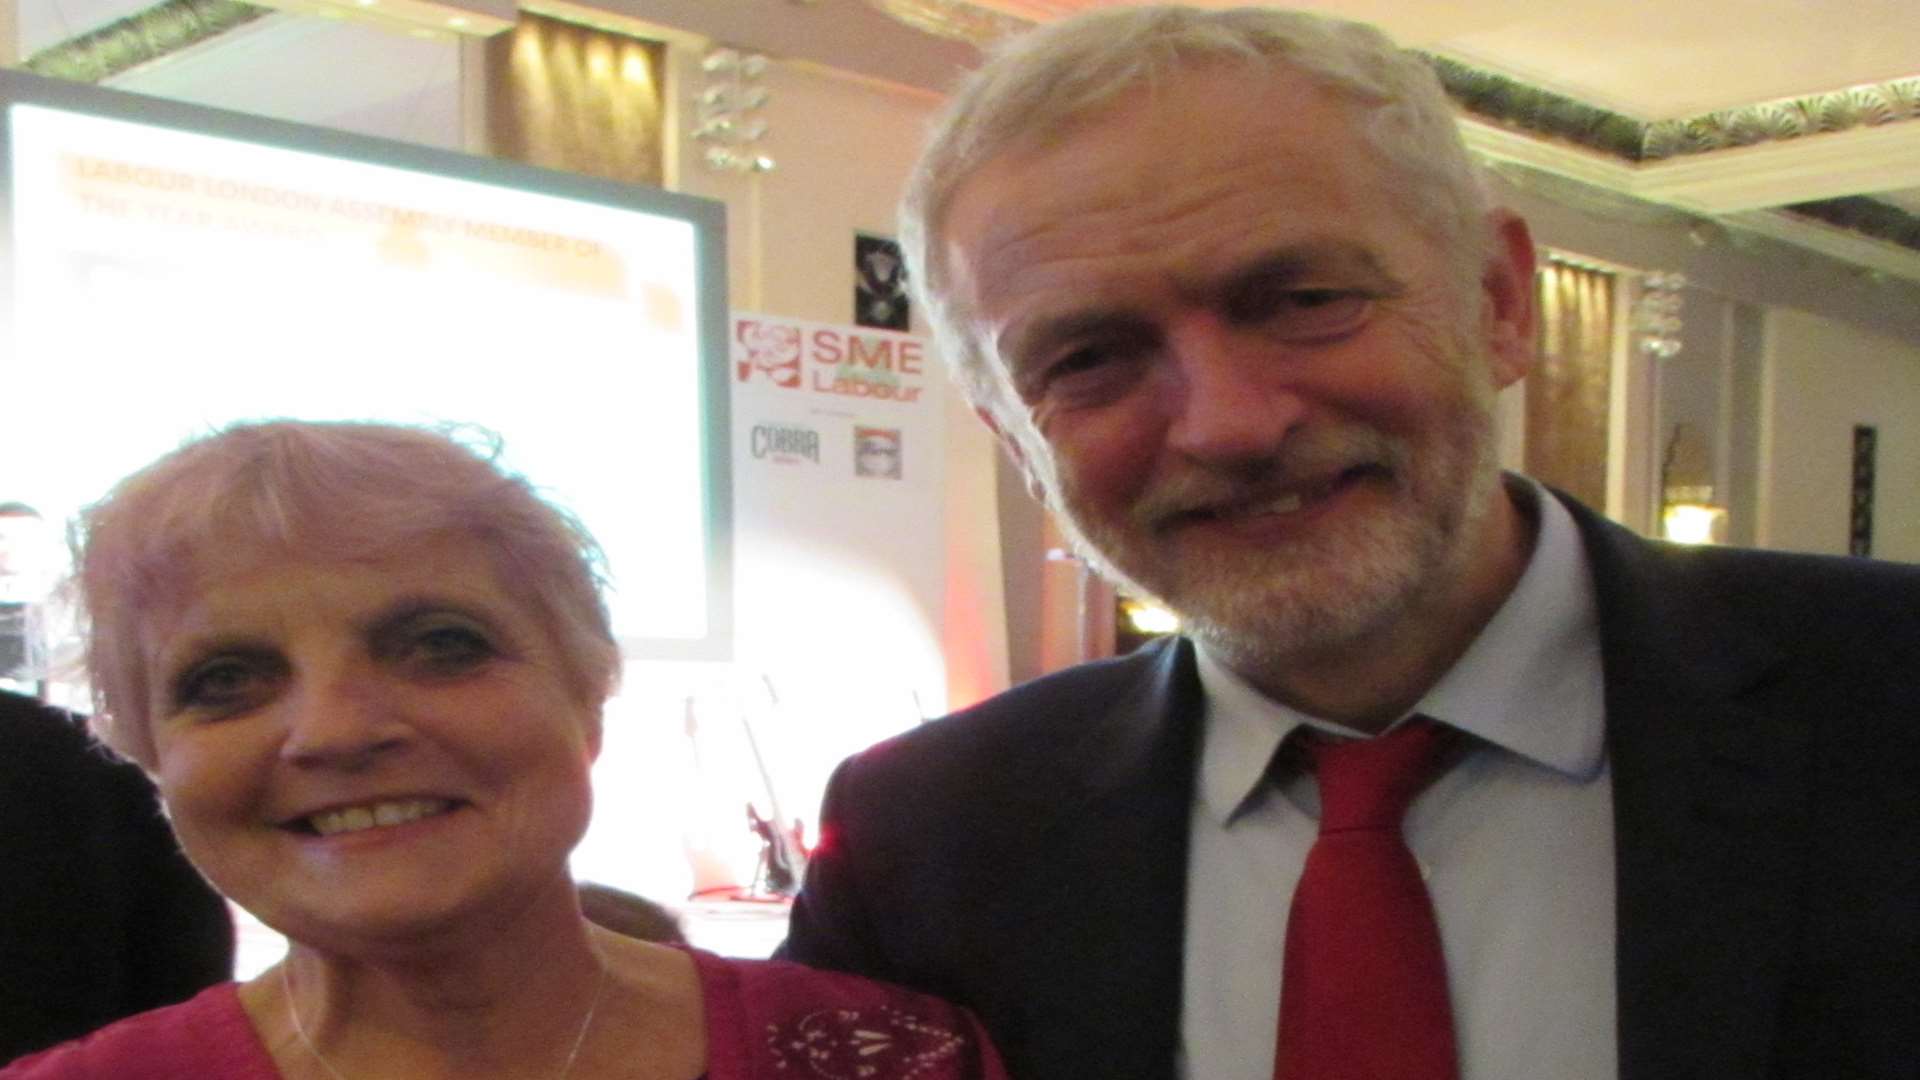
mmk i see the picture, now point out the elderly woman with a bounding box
[4,420,1005,1080]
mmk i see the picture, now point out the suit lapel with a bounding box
[984,498,1814,1079]
[991,637,1204,1080]
[1569,500,1808,1080]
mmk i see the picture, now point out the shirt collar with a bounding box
[1194,475,1607,826]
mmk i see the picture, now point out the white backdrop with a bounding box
[570,312,950,953]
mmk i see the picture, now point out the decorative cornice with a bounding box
[1426,55,1649,160]
[23,0,269,83]
[1642,79,1920,160]
[868,5,1920,167]
[863,0,1027,47]
[1429,56,1920,255]
[865,3,1920,259]
[1786,195,1920,252]
[28,0,1920,262]
[1430,54,1920,167]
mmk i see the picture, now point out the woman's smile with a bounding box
[287,796,462,837]
[145,533,600,949]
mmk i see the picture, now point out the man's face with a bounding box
[941,67,1531,664]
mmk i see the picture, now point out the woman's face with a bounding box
[141,531,602,953]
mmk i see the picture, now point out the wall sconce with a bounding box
[1633,271,1686,359]
[693,48,775,174]
[1658,424,1727,544]
[1120,597,1179,636]
[1660,486,1728,545]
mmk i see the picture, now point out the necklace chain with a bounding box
[281,954,608,1080]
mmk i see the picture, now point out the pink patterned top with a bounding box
[1,948,1008,1080]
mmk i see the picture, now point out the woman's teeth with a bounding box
[1242,491,1305,516]
[307,798,452,837]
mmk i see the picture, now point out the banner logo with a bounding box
[751,422,821,465]
[735,319,803,387]
[732,315,928,403]
[854,427,902,479]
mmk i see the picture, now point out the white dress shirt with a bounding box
[1179,479,1618,1080]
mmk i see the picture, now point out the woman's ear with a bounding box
[579,702,604,762]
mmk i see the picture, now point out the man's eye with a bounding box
[1033,340,1148,403]
[1227,284,1372,341]
[1049,346,1114,380]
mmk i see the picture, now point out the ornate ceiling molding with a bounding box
[29,0,1920,265]
[863,0,1029,47]
[1782,195,1920,252]
[1441,61,1920,255]
[1427,55,1647,160]
[1465,116,1920,277]
[857,4,1920,259]
[1644,79,1920,160]
[1429,55,1920,166]
[23,0,268,83]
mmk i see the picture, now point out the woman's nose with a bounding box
[279,671,408,768]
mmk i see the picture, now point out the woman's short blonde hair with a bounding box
[73,420,620,767]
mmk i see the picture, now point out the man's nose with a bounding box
[279,668,408,769]
[1161,317,1306,463]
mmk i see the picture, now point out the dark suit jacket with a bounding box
[783,496,1920,1079]
[0,691,234,1064]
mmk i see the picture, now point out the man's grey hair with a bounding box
[899,5,1489,415]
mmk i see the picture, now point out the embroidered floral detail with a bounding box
[765,1005,967,1078]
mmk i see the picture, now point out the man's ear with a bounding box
[1479,209,1538,390]
[975,404,1051,505]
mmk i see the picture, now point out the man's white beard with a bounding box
[1043,370,1502,671]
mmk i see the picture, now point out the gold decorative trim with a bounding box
[866,4,1920,166]
[1644,78,1920,160]
[862,5,1920,257]
[23,0,269,83]
[863,0,1029,47]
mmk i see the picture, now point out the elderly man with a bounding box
[782,6,1920,1080]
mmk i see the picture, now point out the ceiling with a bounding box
[14,0,1920,278]
[959,0,1920,120]
[908,0,1920,280]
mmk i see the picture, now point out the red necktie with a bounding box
[1274,717,1461,1080]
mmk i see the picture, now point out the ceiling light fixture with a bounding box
[1632,271,1687,359]
[694,47,775,175]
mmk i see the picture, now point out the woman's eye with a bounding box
[173,655,275,713]
[406,623,496,674]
